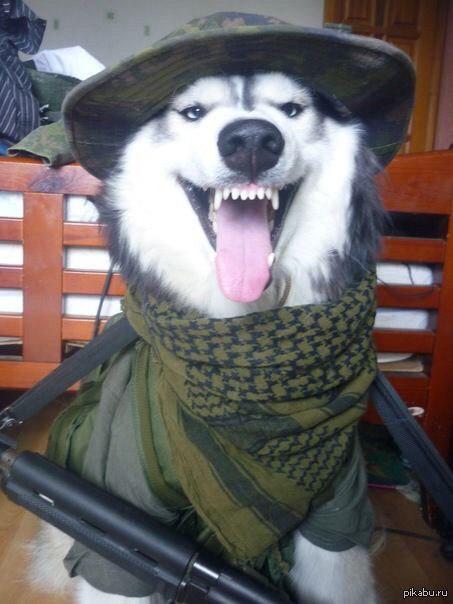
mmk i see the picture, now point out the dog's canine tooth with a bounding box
[271,189,279,211]
[268,253,275,267]
[240,189,248,201]
[214,189,223,211]
[257,187,265,200]
[231,187,240,200]
[265,187,272,200]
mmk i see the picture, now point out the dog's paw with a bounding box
[26,521,74,594]
[289,533,378,604]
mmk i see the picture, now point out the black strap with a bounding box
[92,262,115,339]
[0,317,137,431]
[370,372,453,525]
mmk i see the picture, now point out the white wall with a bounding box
[25,1,324,66]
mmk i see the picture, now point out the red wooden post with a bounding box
[22,192,64,363]
[424,211,453,458]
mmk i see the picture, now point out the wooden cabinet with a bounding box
[324,0,449,153]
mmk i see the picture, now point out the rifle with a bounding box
[0,442,291,603]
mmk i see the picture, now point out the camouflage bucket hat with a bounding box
[63,12,415,179]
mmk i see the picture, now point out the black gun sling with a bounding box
[0,317,138,430]
[1,316,453,602]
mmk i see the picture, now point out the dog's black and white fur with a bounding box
[31,72,385,604]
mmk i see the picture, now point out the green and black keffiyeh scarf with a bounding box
[124,272,377,561]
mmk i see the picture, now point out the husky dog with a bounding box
[31,72,384,604]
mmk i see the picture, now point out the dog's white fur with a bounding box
[110,74,357,316]
[30,73,379,603]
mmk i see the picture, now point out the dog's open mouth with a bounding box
[181,179,299,303]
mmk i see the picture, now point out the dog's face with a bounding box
[166,73,319,190]
[107,72,368,317]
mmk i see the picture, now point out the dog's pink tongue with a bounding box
[215,197,271,302]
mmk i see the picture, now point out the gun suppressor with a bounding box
[0,448,291,603]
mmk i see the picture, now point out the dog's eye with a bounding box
[179,105,207,121]
[279,102,304,118]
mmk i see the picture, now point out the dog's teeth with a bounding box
[212,219,218,234]
[271,189,279,211]
[257,187,265,200]
[240,189,248,201]
[223,188,230,200]
[214,189,223,211]
[231,187,240,200]
[202,186,208,192]
[265,187,272,200]
[249,189,256,200]
[268,253,275,268]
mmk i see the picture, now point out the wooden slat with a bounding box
[0,157,100,195]
[2,267,126,295]
[0,266,22,288]
[0,360,77,391]
[62,271,125,295]
[62,317,106,341]
[379,236,445,263]
[0,314,22,337]
[1,151,451,209]
[376,284,440,309]
[0,218,22,241]
[373,329,435,354]
[63,222,106,247]
[23,193,63,362]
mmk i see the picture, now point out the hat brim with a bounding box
[63,25,415,178]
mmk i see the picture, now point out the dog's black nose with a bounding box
[217,119,284,180]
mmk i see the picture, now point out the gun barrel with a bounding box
[0,449,290,603]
